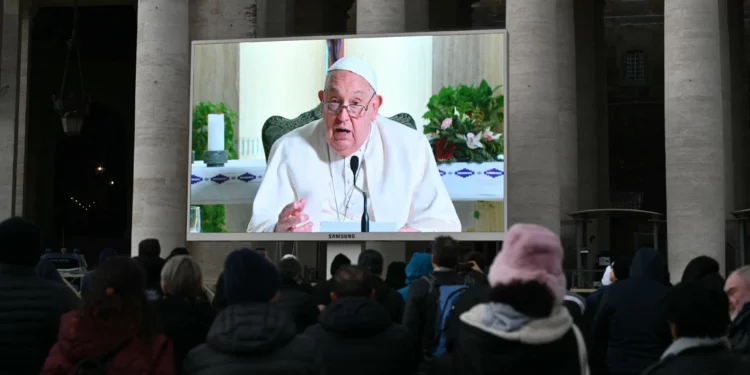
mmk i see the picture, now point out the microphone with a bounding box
[349,156,369,233]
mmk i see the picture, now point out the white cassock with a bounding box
[247,115,461,233]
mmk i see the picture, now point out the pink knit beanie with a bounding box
[489,223,567,304]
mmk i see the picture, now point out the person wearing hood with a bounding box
[41,256,174,375]
[358,249,405,323]
[184,248,319,375]
[398,252,435,300]
[642,279,750,375]
[0,217,79,375]
[305,265,416,375]
[592,248,671,375]
[276,256,320,333]
[451,224,589,375]
[314,253,351,308]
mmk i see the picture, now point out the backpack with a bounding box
[422,274,470,358]
[72,339,132,375]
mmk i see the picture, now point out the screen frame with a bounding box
[186,29,509,242]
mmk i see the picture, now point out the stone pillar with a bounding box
[594,0,609,252]
[255,0,292,38]
[664,0,726,279]
[557,0,577,254]
[507,0,560,234]
[132,0,190,257]
[15,1,30,216]
[190,0,257,40]
[356,0,405,34]
[728,0,747,214]
[0,0,21,218]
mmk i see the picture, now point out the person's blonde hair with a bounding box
[160,255,203,299]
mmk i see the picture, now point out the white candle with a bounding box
[207,114,225,151]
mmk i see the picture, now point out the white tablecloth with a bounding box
[190,160,504,205]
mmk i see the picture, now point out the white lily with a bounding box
[457,132,484,149]
[481,128,501,142]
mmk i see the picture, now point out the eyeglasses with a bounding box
[324,92,376,119]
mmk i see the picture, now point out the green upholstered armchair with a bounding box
[261,104,417,161]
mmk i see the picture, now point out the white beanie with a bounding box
[328,56,378,92]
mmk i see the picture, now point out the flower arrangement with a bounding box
[423,80,504,164]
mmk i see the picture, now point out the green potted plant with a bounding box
[423,80,505,232]
[422,80,504,163]
[192,101,238,233]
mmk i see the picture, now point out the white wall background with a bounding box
[238,40,327,160]
[345,36,434,132]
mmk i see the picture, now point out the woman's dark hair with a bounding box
[358,249,384,276]
[666,280,729,338]
[80,256,157,337]
[433,236,460,269]
[330,253,351,277]
[167,247,189,261]
[489,281,555,318]
[681,255,720,283]
[385,261,406,290]
[612,256,632,281]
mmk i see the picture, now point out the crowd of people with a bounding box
[3,216,750,374]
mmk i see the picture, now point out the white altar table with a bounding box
[190,160,504,205]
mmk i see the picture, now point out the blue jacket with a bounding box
[398,253,433,300]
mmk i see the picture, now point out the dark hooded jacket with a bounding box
[0,264,80,375]
[368,274,405,324]
[451,304,585,375]
[277,279,320,333]
[305,297,417,375]
[592,248,672,375]
[183,303,319,375]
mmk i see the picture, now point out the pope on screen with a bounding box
[247,56,460,233]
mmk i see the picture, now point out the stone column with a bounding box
[507,0,560,233]
[15,1,30,216]
[664,0,726,278]
[190,0,257,40]
[356,0,405,34]
[0,0,21,218]
[132,0,190,257]
[557,0,577,254]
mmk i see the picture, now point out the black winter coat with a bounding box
[0,264,80,375]
[277,280,320,333]
[305,297,417,375]
[369,275,406,324]
[452,304,585,375]
[592,248,672,375]
[153,296,216,374]
[184,303,320,375]
[729,302,750,354]
[641,340,750,375]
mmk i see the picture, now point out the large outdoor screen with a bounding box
[187,30,508,241]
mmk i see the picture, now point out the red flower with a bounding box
[435,138,456,161]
